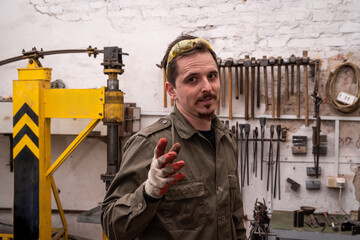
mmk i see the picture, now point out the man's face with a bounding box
[166,51,220,120]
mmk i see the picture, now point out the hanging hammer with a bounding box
[238,59,244,95]
[244,55,251,120]
[221,59,226,108]
[216,58,222,115]
[296,56,302,117]
[251,57,256,119]
[260,56,269,111]
[225,58,234,119]
[276,56,283,118]
[290,54,296,96]
[257,58,261,108]
[235,60,239,99]
[269,57,276,119]
[283,57,290,100]
[303,51,310,126]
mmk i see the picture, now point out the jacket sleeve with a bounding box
[232,134,247,240]
[101,135,160,240]
[233,171,247,240]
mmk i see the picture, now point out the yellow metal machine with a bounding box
[0,47,128,239]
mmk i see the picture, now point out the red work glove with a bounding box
[144,138,185,199]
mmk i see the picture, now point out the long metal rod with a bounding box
[0,48,105,66]
[51,175,68,240]
[46,119,100,177]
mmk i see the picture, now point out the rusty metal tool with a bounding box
[251,57,256,118]
[243,124,251,186]
[257,59,261,108]
[311,61,322,178]
[276,57,283,118]
[244,55,251,120]
[253,127,258,177]
[221,59,226,108]
[303,51,310,126]
[238,59,244,95]
[236,121,239,139]
[323,212,332,226]
[296,56,302,117]
[216,58,222,115]
[267,125,274,192]
[283,57,290,100]
[225,58,234,119]
[235,60,239,99]
[239,124,245,187]
[269,57,276,119]
[260,117,266,180]
[260,56,269,111]
[290,54,296,96]
[274,125,281,199]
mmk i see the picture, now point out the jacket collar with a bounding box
[170,105,228,140]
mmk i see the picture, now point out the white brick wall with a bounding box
[0,0,360,239]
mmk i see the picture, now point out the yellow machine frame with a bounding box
[6,58,123,239]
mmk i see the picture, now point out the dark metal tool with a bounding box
[253,127,258,177]
[239,124,245,187]
[303,51,310,126]
[283,57,290,100]
[244,55,251,120]
[216,58,222,115]
[296,56,302,117]
[276,57,283,118]
[235,61,239,99]
[251,57,256,118]
[286,178,300,191]
[274,125,281,199]
[323,212,331,226]
[267,125,274,192]
[260,56,269,111]
[311,61,323,178]
[269,57,276,119]
[260,117,266,180]
[244,124,251,186]
[225,58,234,119]
[290,54,296,96]
[221,60,226,108]
[257,59,261,108]
[238,59,244,95]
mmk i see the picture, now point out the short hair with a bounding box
[162,34,218,87]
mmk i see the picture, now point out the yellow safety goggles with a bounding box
[166,38,213,76]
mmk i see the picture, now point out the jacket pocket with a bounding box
[158,180,208,231]
[228,173,239,212]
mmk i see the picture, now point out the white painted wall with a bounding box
[0,0,360,239]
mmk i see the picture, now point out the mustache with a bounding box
[198,92,217,101]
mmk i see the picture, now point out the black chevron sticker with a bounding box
[13,124,39,148]
[13,103,39,127]
[13,145,39,239]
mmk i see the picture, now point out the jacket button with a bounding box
[162,120,168,124]
[221,215,226,221]
[138,202,143,209]
[217,186,223,192]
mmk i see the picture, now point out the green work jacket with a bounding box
[101,106,246,240]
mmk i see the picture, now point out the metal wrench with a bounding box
[274,125,281,199]
[267,125,274,192]
[244,124,251,186]
[239,124,245,187]
[260,117,266,180]
[253,127,258,177]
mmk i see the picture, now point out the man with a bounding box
[101,34,246,240]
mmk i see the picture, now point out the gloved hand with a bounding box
[144,138,185,199]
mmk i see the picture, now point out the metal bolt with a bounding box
[99,113,102,116]
[100,97,103,101]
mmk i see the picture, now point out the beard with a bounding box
[197,92,217,119]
